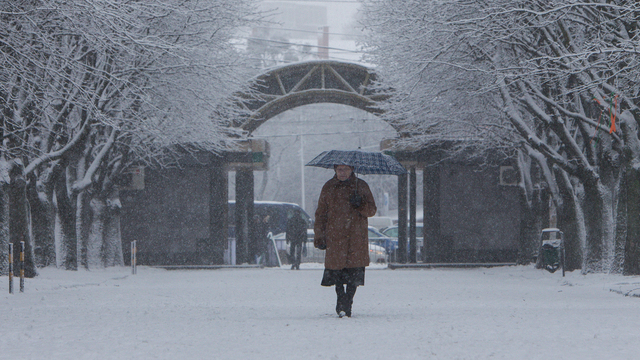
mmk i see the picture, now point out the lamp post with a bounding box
[299,117,306,211]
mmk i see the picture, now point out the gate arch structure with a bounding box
[225,60,521,266]
[121,60,523,267]
[235,60,390,134]
[228,60,400,265]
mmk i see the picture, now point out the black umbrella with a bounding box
[305,149,407,175]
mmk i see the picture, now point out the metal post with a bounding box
[131,240,137,275]
[19,241,25,292]
[409,167,417,263]
[397,172,408,263]
[8,243,13,294]
[299,117,306,211]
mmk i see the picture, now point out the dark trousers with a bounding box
[290,242,303,269]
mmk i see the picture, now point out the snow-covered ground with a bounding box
[2,263,639,360]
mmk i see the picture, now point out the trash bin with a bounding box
[536,228,565,276]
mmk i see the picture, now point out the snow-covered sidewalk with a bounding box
[2,264,639,360]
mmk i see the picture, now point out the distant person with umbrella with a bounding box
[313,164,377,317]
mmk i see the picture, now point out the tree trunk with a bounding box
[612,173,626,274]
[554,168,584,272]
[27,177,56,267]
[54,168,77,270]
[87,197,106,269]
[581,179,613,273]
[85,188,124,268]
[0,180,9,276]
[598,143,622,273]
[76,190,92,269]
[74,149,91,269]
[104,192,124,267]
[10,177,37,278]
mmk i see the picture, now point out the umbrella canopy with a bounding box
[305,150,407,175]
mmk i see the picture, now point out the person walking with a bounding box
[313,164,377,317]
[252,215,266,264]
[252,214,273,265]
[286,211,308,270]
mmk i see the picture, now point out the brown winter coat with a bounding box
[314,173,377,270]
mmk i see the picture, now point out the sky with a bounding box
[257,0,365,63]
[261,0,361,33]
[2,264,639,359]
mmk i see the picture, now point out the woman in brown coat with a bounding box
[314,165,377,317]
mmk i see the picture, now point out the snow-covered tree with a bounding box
[1,0,260,273]
[361,0,640,273]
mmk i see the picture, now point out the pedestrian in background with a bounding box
[313,164,377,317]
[286,210,308,270]
[252,214,272,265]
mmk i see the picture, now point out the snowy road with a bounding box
[2,264,639,359]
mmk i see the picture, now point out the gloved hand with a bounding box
[315,237,327,250]
[349,193,363,209]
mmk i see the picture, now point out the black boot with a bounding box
[335,285,346,317]
[345,284,357,317]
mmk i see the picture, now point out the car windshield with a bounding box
[368,229,380,238]
[383,228,397,237]
[382,226,423,238]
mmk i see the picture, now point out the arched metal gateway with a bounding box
[229,60,403,265]
[236,60,389,133]
[121,60,523,267]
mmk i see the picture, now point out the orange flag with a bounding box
[609,95,618,134]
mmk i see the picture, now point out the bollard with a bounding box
[20,241,25,293]
[131,240,137,275]
[8,244,13,294]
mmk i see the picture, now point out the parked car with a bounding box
[368,216,394,231]
[273,228,388,264]
[380,223,424,258]
[367,226,396,255]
